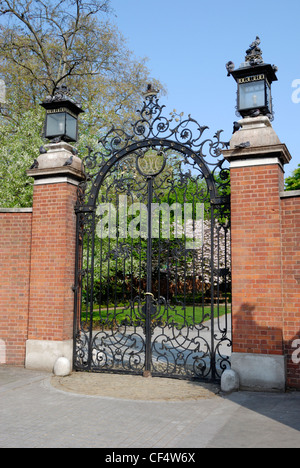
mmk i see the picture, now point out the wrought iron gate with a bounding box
[73,91,231,381]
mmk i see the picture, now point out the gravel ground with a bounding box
[51,372,220,401]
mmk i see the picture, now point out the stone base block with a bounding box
[231,352,286,392]
[25,339,73,373]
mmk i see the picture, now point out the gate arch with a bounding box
[73,92,231,381]
[84,139,219,209]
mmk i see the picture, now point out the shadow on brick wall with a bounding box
[233,302,300,390]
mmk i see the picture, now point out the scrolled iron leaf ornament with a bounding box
[78,92,230,205]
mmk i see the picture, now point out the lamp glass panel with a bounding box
[65,113,77,141]
[239,80,265,110]
[46,112,65,137]
[266,82,272,112]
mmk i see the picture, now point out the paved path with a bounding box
[0,366,300,449]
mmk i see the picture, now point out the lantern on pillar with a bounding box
[226,37,278,120]
[41,85,84,143]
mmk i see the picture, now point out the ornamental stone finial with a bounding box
[245,36,264,66]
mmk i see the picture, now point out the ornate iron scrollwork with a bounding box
[73,92,232,381]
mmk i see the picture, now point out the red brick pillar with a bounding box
[25,142,84,371]
[223,116,292,391]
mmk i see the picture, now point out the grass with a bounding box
[81,303,231,328]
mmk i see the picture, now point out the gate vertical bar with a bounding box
[87,211,96,370]
[210,204,216,381]
[144,176,153,375]
[73,212,82,367]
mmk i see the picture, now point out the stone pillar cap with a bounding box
[223,116,292,166]
[27,141,85,182]
[230,116,281,149]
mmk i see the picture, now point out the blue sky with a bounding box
[111,0,300,179]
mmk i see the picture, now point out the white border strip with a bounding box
[230,157,283,171]
[34,177,80,186]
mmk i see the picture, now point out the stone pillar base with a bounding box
[231,352,286,392]
[25,339,73,373]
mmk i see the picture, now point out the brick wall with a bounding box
[230,164,285,356]
[28,182,78,342]
[0,179,79,368]
[281,194,300,388]
[0,210,32,365]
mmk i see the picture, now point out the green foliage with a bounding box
[82,304,229,329]
[80,160,231,308]
[285,165,300,191]
[0,106,44,207]
[0,0,164,207]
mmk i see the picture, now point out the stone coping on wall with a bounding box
[280,190,300,198]
[0,208,33,213]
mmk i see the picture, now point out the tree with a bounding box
[0,0,163,121]
[0,0,112,98]
[285,164,300,191]
[0,0,164,207]
[0,108,44,207]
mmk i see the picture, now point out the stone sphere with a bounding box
[221,369,240,393]
[53,357,72,377]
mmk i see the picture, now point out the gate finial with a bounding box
[143,83,159,98]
